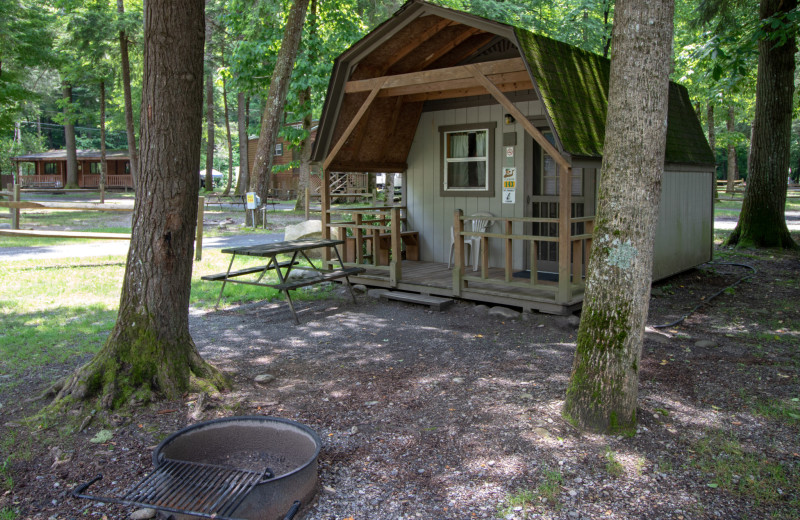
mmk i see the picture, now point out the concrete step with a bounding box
[380,291,454,311]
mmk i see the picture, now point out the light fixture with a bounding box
[504,114,515,125]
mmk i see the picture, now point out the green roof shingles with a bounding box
[515,28,714,166]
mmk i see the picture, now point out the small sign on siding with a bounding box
[502,167,516,204]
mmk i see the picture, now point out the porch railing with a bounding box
[452,209,594,303]
[82,174,134,188]
[326,205,408,286]
[19,175,62,188]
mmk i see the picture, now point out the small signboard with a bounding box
[505,146,514,158]
[245,192,259,210]
[502,167,517,204]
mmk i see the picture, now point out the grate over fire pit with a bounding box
[73,416,321,520]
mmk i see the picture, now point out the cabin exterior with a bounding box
[247,123,320,198]
[11,150,133,189]
[312,0,715,314]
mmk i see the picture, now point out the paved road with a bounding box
[0,232,285,262]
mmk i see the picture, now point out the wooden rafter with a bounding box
[381,18,454,73]
[323,78,386,172]
[380,70,531,98]
[417,26,481,70]
[429,32,495,68]
[464,63,570,170]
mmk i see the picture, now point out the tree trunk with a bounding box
[293,86,313,213]
[563,0,673,434]
[252,0,310,205]
[726,106,736,193]
[55,0,227,409]
[118,0,139,188]
[221,72,234,196]
[100,80,107,203]
[707,103,718,202]
[204,58,215,192]
[235,92,249,195]
[727,0,798,249]
[63,84,79,188]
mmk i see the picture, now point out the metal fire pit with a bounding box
[73,416,321,520]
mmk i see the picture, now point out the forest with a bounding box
[1,0,795,187]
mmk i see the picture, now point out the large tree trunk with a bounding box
[63,84,79,188]
[708,103,718,202]
[100,80,107,203]
[563,0,673,434]
[235,92,249,195]
[221,72,234,196]
[55,0,227,408]
[252,0,310,206]
[118,0,139,188]
[726,106,736,193]
[727,0,798,249]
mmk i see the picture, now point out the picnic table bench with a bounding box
[203,194,246,207]
[201,239,364,324]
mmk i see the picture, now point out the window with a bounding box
[90,162,101,174]
[439,122,496,197]
[274,142,283,156]
[44,162,57,175]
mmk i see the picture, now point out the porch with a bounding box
[325,206,593,314]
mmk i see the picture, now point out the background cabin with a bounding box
[310,0,715,314]
[11,150,133,189]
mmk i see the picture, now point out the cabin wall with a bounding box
[405,99,545,269]
[652,169,714,280]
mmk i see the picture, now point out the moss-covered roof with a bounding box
[515,28,715,166]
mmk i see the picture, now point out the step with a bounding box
[380,291,454,311]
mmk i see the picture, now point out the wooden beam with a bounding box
[557,164,572,304]
[464,64,571,170]
[379,70,532,98]
[400,81,532,102]
[430,33,495,69]
[323,78,386,172]
[417,26,481,70]
[327,161,408,173]
[382,18,454,72]
[344,57,526,94]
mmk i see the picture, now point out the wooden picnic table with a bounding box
[201,238,364,324]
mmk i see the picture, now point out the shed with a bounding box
[310,0,715,314]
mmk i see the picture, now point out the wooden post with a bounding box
[530,240,538,287]
[195,196,204,261]
[12,184,20,230]
[452,209,463,297]
[390,206,401,286]
[504,220,513,282]
[557,165,572,304]
[304,185,310,221]
[355,212,364,264]
[320,167,331,266]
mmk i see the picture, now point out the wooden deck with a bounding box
[348,260,584,314]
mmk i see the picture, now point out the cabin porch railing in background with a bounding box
[81,174,134,188]
[326,205,409,286]
[452,209,594,303]
[19,175,62,188]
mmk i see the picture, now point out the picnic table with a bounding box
[201,239,364,324]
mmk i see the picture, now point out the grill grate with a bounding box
[73,458,274,520]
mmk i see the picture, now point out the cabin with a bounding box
[11,150,133,189]
[247,123,322,199]
[318,0,715,314]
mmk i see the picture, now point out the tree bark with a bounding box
[63,84,79,188]
[100,80,107,203]
[726,106,736,193]
[235,92,249,195]
[118,0,139,188]
[221,72,234,196]
[55,0,227,409]
[707,103,718,202]
[252,0,310,205]
[563,0,673,434]
[293,86,313,213]
[727,0,798,249]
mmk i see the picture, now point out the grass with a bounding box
[604,448,625,477]
[692,429,799,514]
[0,250,341,392]
[752,397,800,426]
[498,488,536,519]
[497,467,564,518]
[535,466,564,506]
[0,507,17,520]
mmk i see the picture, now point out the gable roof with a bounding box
[312,0,714,170]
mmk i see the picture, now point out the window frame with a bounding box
[274,142,283,156]
[439,122,496,198]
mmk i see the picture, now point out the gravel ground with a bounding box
[1,244,798,520]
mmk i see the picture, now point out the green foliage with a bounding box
[535,466,564,506]
[498,488,536,519]
[604,447,625,477]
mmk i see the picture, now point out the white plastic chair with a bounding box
[448,212,493,271]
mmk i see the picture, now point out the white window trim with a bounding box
[438,122,496,198]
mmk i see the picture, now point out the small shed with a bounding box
[11,150,133,189]
[311,0,715,314]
